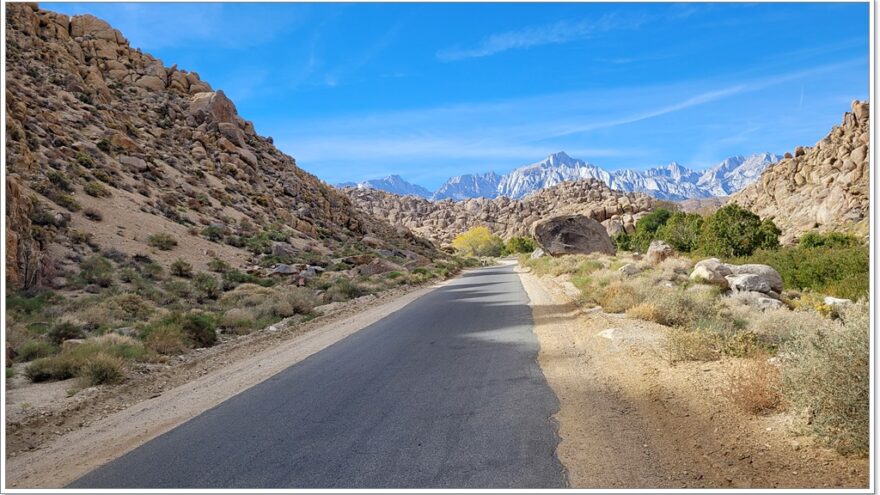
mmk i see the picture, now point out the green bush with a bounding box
[83,181,111,197]
[192,273,221,301]
[698,204,779,257]
[47,171,73,192]
[170,258,193,278]
[17,340,57,361]
[201,225,225,242]
[798,231,862,249]
[726,245,868,301]
[656,212,703,252]
[79,255,114,287]
[781,303,868,454]
[25,355,78,382]
[503,237,537,255]
[325,278,363,302]
[631,208,673,252]
[47,322,84,345]
[148,233,177,250]
[208,258,231,273]
[180,313,218,347]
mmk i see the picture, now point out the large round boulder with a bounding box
[531,214,615,256]
[727,264,783,293]
[689,258,733,289]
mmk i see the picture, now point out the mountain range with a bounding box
[335,151,781,201]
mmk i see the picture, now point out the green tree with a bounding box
[452,226,504,257]
[657,212,704,252]
[699,204,780,257]
[503,236,537,255]
[631,208,673,252]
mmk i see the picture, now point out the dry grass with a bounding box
[218,284,317,334]
[664,327,721,362]
[596,280,647,313]
[144,325,188,355]
[781,302,869,455]
[725,359,782,414]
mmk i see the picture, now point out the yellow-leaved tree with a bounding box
[451,226,504,257]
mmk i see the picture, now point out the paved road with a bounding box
[70,264,566,488]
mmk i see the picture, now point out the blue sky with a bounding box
[46,2,869,189]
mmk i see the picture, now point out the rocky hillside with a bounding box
[344,179,655,245]
[731,101,869,243]
[4,3,436,291]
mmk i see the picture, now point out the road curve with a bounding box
[70,263,566,488]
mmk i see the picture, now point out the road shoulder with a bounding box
[518,266,868,489]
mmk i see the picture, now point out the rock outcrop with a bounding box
[344,178,655,246]
[731,101,869,243]
[532,215,615,256]
[4,3,436,289]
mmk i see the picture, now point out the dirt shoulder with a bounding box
[518,267,868,489]
[5,280,449,489]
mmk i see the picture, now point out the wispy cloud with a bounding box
[437,13,646,61]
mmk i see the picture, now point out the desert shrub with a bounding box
[325,278,363,302]
[725,359,782,414]
[664,327,721,362]
[283,287,318,315]
[148,233,177,250]
[17,340,57,361]
[144,312,217,349]
[192,273,221,301]
[221,270,274,289]
[84,207,103,221]
[140,261,164,280]
[221,308,257,334]
[144,324,188,355]
[503,237,537,255]
[79,255,114,287]
[67,334,148,361]
[726,245,868,301]
[47,170,73,192]
[6,290,60,315]
[596,280,646,313]
[97,138,112,153]
[797,231,862,249]
[77,294,155,330]
[656,212,704,253]
[83,181,111,197]
[180,312,217,347]
[76,152,94,167]
[451,226,504,257]
[170,259,193,278]
[25,355,78,382]
[699,204,779,257]
[781,303,869,454]
[747,308,821,350]
[78,353,125,386]
[47,322,84,345]
[118,267,139,283]
[208,258,230,273]
[201,225,225,241]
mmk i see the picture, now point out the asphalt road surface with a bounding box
[70,264,567,488]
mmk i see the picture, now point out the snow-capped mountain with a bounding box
[335,175,432,199]
[696,152,783,196]
[496,152,612,199]
[608,162,709,200]
[333,151,779,201]
[432,171,501,200]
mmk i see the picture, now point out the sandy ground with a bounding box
[518,267,869,489]
[5,279,452,489]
